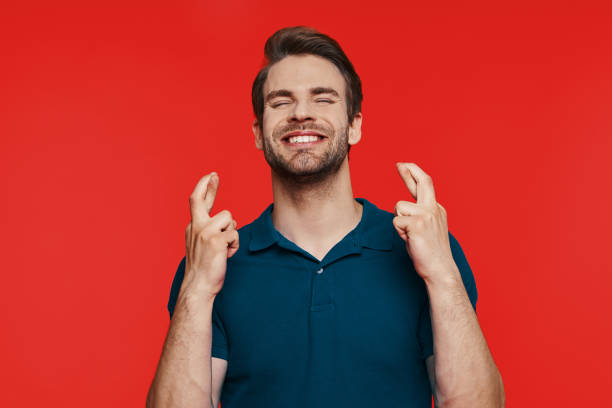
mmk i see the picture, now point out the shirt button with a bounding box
[316,268,324,274]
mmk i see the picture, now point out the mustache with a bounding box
[274,123,332,138]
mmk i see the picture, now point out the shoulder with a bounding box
[173,218,258,271]
[365,198,478,307]
[167,216,261,318]
[371,200,473,268]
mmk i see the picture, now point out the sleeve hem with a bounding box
[211,346,228,360]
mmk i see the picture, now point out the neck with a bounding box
[270,158,363,260]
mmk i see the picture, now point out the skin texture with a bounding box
[260,102,350,185]
[254,54,359,180]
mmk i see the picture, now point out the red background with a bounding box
[1,1,611,406]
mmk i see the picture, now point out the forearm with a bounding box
[426,268,504,408]
[147,277,216,408]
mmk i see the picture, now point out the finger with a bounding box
[203,173,219,214]
[222,219,238,233]
[221,229,240,258]
[392,216,409,242]
[398,162,436,206]
[207,209,233,232]
[393,214,417,232]
[394,200,423,217]
[396,162,417,201]
[189,172,218,222]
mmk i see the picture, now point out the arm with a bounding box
[425,271,504,408]
[146,283,229,408]
[147,172,236,408]
[146,284,217,408]
[393,162,504,407]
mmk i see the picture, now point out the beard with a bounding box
[261,122,350,185]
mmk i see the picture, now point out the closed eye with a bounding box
[271,102,290,108]
[316,99,333,103]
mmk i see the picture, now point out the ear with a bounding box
[252,118,263,150]
[348,112,362,146]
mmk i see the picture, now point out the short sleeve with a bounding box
[167,257,229,360]
[417,232,478,360]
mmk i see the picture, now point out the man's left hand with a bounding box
[393,162,460,285]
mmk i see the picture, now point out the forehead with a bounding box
[264,54,346,96]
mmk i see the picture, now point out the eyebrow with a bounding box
[265,87,340,103]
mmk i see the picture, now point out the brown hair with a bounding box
[251,26,363,130]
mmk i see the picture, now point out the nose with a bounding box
[289,99,314,123]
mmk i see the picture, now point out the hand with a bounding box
[393,163,459,285]
[184,172,239,296]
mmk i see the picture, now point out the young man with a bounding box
[147,26,505,408]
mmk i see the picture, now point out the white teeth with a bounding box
[288,135,320,144]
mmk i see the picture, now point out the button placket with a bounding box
[310,264,333,312]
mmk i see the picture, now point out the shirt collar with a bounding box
[248,197,393,252]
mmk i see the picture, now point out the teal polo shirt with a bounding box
[167,197,478,408]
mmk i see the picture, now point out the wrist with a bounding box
[423,264,462,291]
[180,271,218,303]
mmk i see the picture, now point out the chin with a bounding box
[287,156,331,174]
[263,143,347,184]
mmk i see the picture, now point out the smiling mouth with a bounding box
[281,131,327,145]
[285,135,324,144]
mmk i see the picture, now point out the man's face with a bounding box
[253,54,362,183]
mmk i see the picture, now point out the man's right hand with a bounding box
[184,172,238,297]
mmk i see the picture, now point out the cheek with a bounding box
[263,121,275,139]
[331,118,348,135]
[262,110,281,136]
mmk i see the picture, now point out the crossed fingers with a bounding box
[187,172,239,260]
[393,162,447,239]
